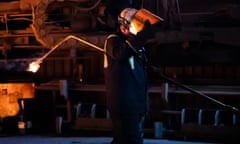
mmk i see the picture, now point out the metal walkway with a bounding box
[0,136,216,144]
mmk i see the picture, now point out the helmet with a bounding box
[118,8,137,26]
[118,8,164,35]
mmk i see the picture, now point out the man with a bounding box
[104,8,154,144]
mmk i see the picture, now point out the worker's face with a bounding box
[120,25,131,36]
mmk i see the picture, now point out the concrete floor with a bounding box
[0,136,216,144]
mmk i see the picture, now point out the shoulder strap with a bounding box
[104,34,118,68]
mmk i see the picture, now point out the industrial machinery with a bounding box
[0,0,240,142]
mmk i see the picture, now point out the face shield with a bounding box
[118,8,164,35]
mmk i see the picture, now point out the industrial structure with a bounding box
[0,0,240,143]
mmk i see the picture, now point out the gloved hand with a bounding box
[136,20,154,43]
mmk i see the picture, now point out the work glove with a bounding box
[136,20,154,43]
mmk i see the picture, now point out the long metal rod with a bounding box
[150,66,240,114]
[38,35,105,62]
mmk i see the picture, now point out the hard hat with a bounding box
[118,8,137,26]
[118,8,164,35]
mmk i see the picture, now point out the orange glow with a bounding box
[0,83,35,118]
[26,35,105,73]
[27,61,41,73]
[129,8,164,35]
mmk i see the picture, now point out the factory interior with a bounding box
[0,0,240,143]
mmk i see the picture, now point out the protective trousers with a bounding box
[110,112,145,144]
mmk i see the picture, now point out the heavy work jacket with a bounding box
[104,32,148,114]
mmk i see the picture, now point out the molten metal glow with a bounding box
[27,61,40,73]
[129,24,138,35]
[26,35,105,73]
[0,83,35,118]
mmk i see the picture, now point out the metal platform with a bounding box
[0,136,215,144]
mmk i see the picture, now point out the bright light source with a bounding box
[129,24,138,35]
[26,35,105,73]
[27,61,40,73]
